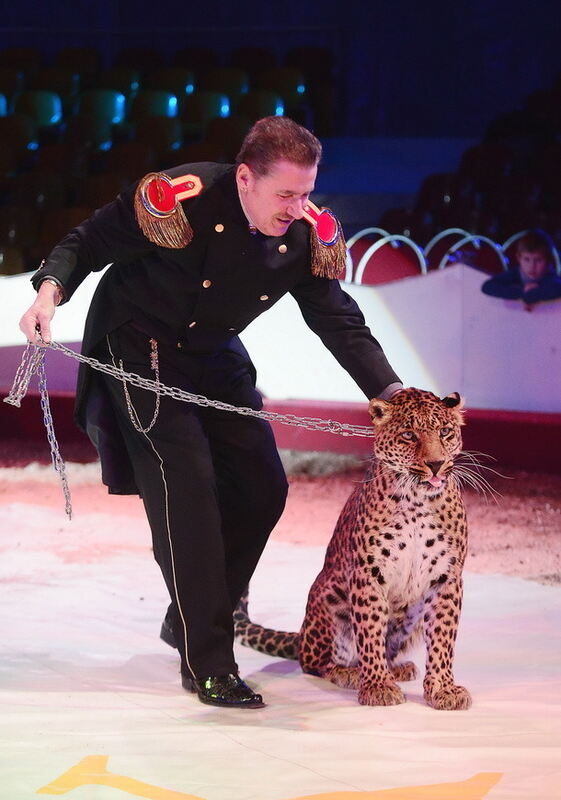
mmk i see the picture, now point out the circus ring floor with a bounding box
[1,452,560,800]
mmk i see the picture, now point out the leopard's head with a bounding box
[368,387,465,495]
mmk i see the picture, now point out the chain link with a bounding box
[3,340,44,408]
[108,336,161,434]
[3,339,375,517]
[37,356,73,519]
[8,340,375,437]
[4,343,73,519]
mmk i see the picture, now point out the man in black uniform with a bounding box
[20,117,402,709]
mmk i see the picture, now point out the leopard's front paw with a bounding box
[389,660,418,682]
[425,684,472,710]
[358,679,405,706]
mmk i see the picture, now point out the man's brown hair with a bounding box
[236,116,322,176]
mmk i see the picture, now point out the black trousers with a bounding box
[97,323,288,678]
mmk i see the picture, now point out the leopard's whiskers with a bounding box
[457,450,512,481]
[451,465,501,501]
[352,456,377,485]
[460,448,496,461]
[451,449,511,500]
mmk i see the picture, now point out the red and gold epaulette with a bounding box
[134,172,203,248]
[301,200,347,279]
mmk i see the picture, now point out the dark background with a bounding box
[2,0,561,138]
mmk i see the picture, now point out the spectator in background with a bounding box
[481,231,561,308]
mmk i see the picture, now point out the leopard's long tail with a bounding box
[234,588,299,660]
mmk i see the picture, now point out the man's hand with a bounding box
[19,281,60,344]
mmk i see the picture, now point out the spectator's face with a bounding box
[518,250,549,282]
[236,159,317,237]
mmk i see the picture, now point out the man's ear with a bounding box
[236,163,251,192]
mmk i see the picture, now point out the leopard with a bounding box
[235,387,473,710]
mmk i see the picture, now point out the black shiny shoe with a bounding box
[182,672,266,709]
[159,614,177,649]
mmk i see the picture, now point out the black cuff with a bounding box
[377,382,403,401]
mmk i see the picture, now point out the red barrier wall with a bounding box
[1,393,559,474]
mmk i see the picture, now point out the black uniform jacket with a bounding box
[32,162,400,490]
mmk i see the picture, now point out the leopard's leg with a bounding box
[322,604,359,689]
[349,570,405,706]
[298,571,340,677]
[385,608,420,682]
[422,574,471,710]
[320,597,360,689]
[298,573,360,690]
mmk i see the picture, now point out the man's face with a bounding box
[518,250,549,282]
[236,159,318,237]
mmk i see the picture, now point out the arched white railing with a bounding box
[354,234,427,285]
[345,226,391,249]
[424,228,471,261]
[344,227,392,283]
[342,226,561,283]
[438,234,508,271]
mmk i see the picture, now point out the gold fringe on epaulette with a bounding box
[134,182,193,249]
[310,217,347,279]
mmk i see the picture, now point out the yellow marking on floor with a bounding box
[285,772,504,799]
[35,755,205,798]
[36,758,502,800]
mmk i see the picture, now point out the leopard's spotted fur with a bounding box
[234,387,472,710]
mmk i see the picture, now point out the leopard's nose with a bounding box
[425,460,444,476]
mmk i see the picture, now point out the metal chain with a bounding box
[3,340,44,408]
[3,343,73,519]
[37,356,73,519]
[7,340,375,438]
[3,339,375,518]
[108,335,161,434]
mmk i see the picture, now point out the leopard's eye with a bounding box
[440,426,453,438]
[401,430,417,442]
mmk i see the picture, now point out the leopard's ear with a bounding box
[441,392,465,410]
[441,392,466,425]
[368,397,392,423]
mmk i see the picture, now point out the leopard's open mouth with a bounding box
[409,471,449,491]
[424,475,446,487]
